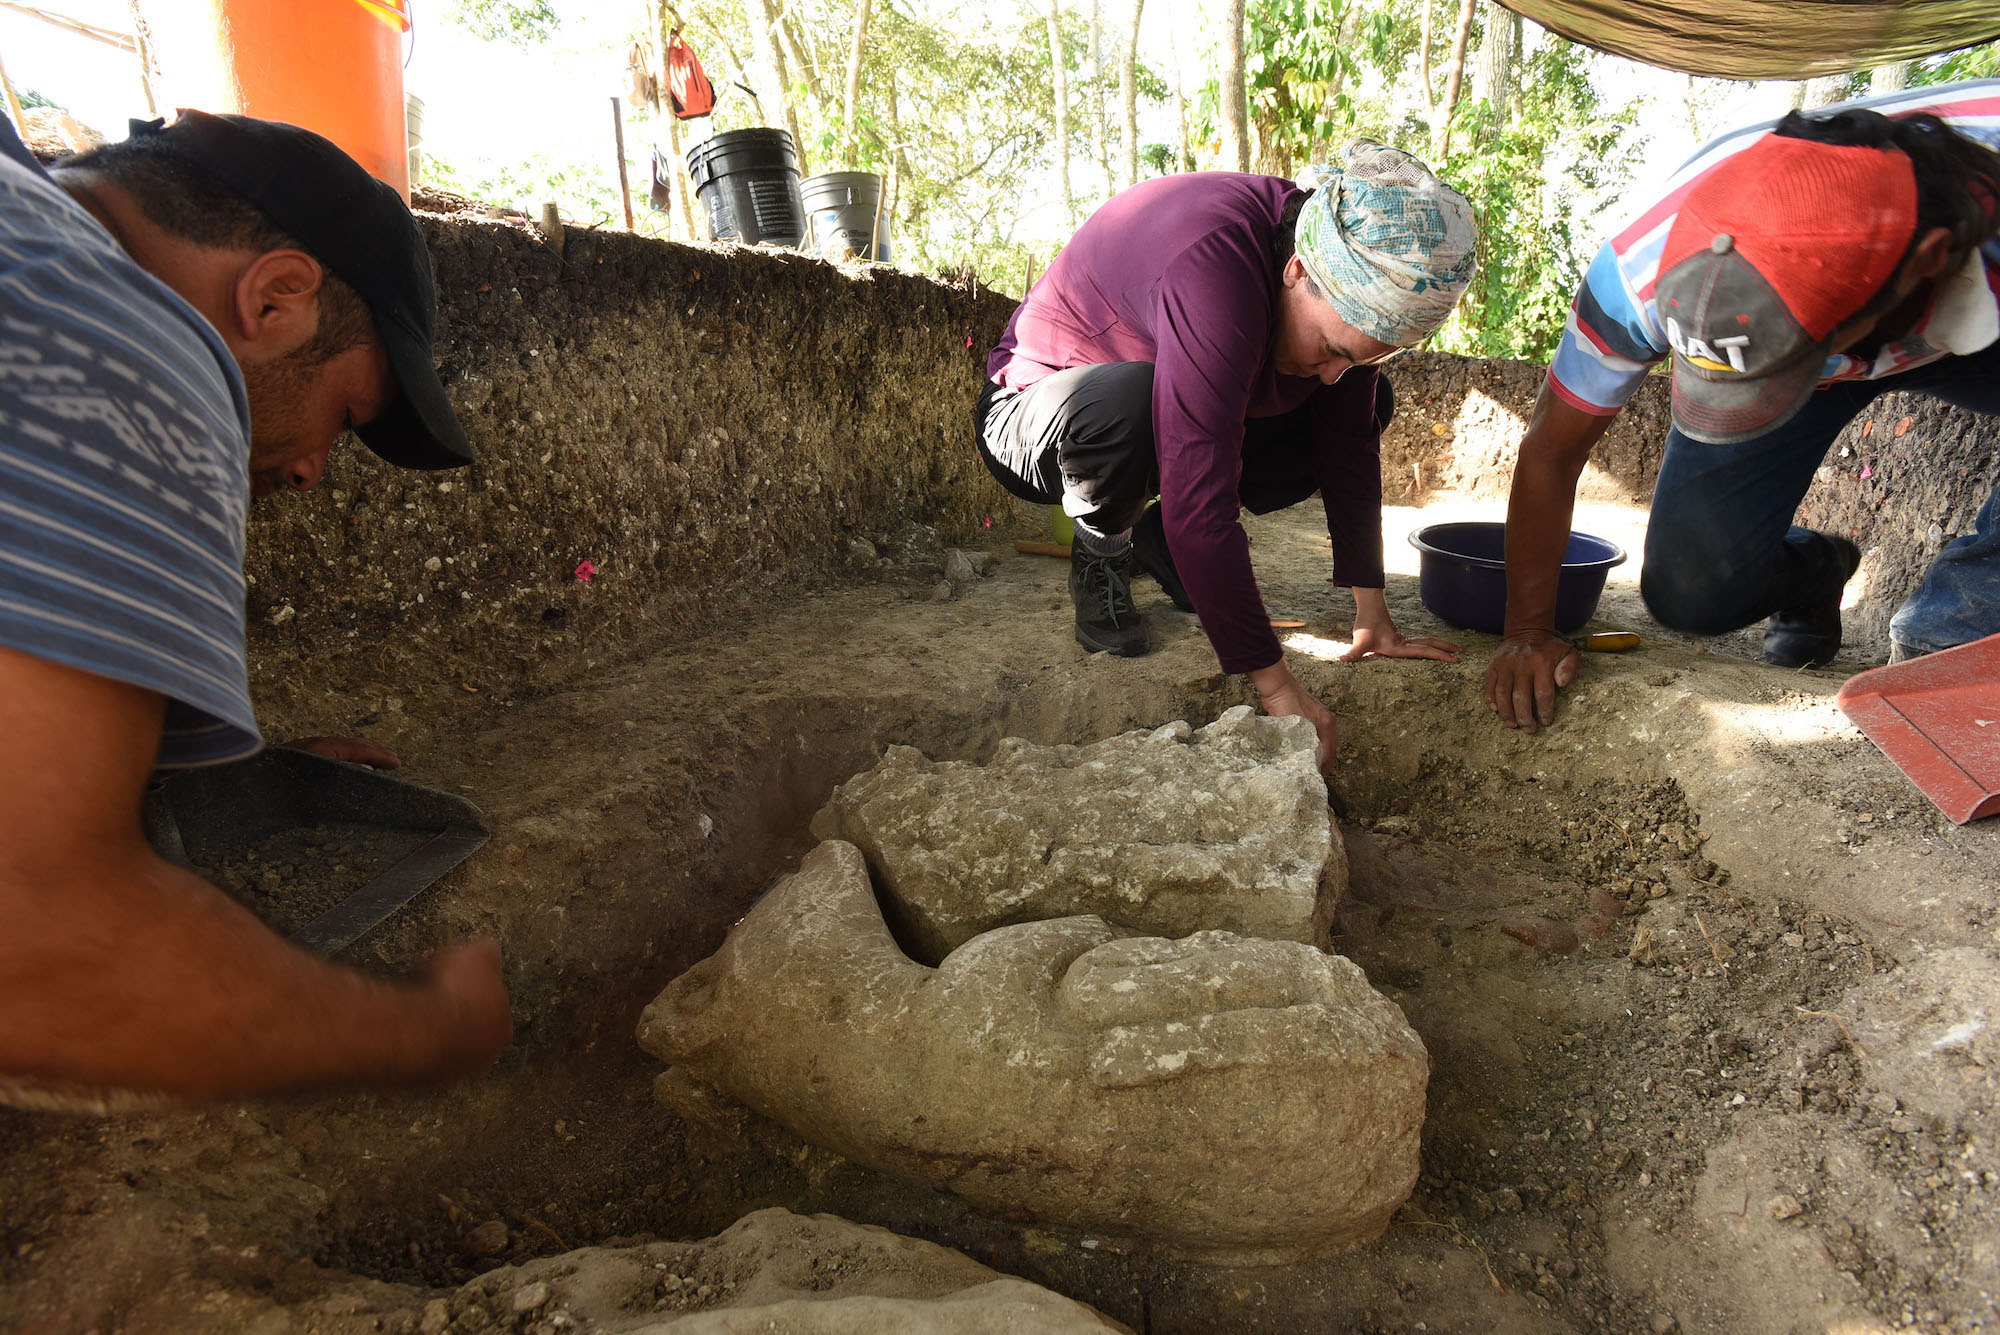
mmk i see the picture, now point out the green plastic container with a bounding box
[1048,506,1074,545]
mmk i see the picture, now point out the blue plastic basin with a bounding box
[1408,521,1626,635]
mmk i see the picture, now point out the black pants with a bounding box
[973,362,1393,536]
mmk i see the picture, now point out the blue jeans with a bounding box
[1641,340,2000,651]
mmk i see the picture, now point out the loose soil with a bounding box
[2,498,1994,1335]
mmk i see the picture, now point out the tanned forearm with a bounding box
[1482,383,1621,732]
[0,848,500,1099]
[1503,384,1617,636]
[0,646,509,1103]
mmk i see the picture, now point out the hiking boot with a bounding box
[1131,505,1195,613]
[1070,542,1149,656]
[1761,534,1862,669]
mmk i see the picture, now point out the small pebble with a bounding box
[1768,1193,1804,1221]
[511,1281,551,1314]
[1651,1316,1678,1335]
[461,1219,509,1259]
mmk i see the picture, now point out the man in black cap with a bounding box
[0,109,510,1104]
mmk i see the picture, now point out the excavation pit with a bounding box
[3,221,1996,1335]
[3,499,1995,1335]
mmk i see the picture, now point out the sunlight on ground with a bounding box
[1282,632,1356,663]
[1701,696,1862,748]
[1841,564,1872,611]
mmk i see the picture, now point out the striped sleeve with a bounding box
[1547,241,1667,414]
[0,148,260,768]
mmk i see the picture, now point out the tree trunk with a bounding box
[1119,0,1144,188]
[842,0,872,167]
[654,3,700,242]
[779,12,828,110]
[1047,0,1074,223]
[1418,0,1436,119]
[1218,0,1249,172]
[1870,61,1911,94]
[1795,75,1846,110]
[746,0,805,171]
[1434,0,1477,158]
[1171,14,1189,172]
[1475,0,1516,138]
[887,65,910,256]
[1088,0,1109,199]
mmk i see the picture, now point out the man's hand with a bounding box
[1484,630,1581,733]
[1341,587,1461,663]
[404,939,514,1084]
[1486,382,1619,733]
[0,647,511,1101]
[286,735,401,769]
[1248,658,1338,776]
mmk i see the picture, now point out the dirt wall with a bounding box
[242,221,1994,722]
[1798,391,2000,653]
[1378,352,1672,505]
[244,218,1019,731]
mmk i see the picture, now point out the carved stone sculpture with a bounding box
[809,707,1344,961]
[638,841,1426,1264]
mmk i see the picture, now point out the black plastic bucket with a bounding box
[799,170,890,262]
[685,128,805,247]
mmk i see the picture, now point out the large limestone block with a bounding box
[638,841,1427,1264]
[809,706,1345,960]
[379,1207,1130,1334]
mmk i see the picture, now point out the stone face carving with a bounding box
[378,1207,1131,1335]
[808,707,1345,961]
[638,841,1427,1264]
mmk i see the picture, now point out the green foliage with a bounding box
[680,0,1116,294]
[1425,36,1643,361]
[1908,41,1999,85]
[1225,2,1638,360]
[423,151,670,237]
[439,0,559,46]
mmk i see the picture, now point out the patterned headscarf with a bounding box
[1293,142,1478,347]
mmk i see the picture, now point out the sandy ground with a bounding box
[1,495,1995,1335]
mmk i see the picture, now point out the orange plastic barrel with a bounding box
[138,0,413,199]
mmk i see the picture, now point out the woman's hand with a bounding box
[1246,658,1338,777]
[1340,586,1460,663]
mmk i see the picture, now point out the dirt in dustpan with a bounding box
[1836,631,2000,824]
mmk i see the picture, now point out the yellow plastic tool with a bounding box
[1580,631,1642,652]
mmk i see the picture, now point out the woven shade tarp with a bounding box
[1495,0,2000,80]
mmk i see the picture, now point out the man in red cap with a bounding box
[0,110,511,1106]
[1485,80,2000,733]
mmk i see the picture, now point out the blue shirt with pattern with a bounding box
[0,114,260,767]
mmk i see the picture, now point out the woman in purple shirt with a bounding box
[976,144,1477,773]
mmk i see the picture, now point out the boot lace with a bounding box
[1080,550,1139,627]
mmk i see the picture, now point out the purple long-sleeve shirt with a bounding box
[986,172,1386,674]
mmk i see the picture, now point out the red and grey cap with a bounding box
[1654,133,1917,445]
[127,110,473,470]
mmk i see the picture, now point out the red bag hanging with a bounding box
[666,32,715,120]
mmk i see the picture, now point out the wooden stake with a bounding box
[0,48,26,136]
[610,96,635,231]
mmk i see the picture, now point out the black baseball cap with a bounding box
[129,110,473,470]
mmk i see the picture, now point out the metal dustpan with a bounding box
[144,747,491,953]
[1836,632,2000,824]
